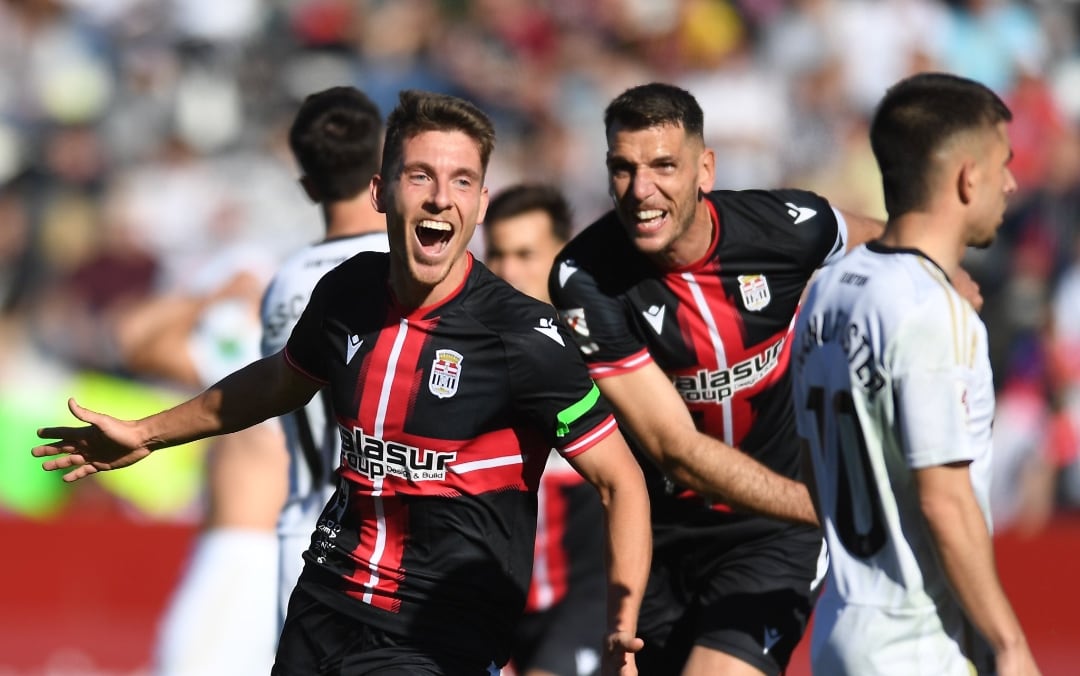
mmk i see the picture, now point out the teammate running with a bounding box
[549,82,883,676]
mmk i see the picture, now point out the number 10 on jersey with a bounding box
[799,385,887,558]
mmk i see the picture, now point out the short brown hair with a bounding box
[870,72,1012,217]
[380,90,496,179]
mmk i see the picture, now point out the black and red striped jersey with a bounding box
[283,251,616,665]
[550,189,846,542]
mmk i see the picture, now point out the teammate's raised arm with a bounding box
[550,81,832,675]
[34,351,318,481]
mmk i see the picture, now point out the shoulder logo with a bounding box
[534,318,565,346]
[785,202,817,224]
[558,260,578,288]
[643,304,666,335]
[763,626,783,654]
[738,274,771,312]
[561,308,598,355]
[429,349,463,399]
[346,334,363,365]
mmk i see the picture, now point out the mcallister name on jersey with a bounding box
[796,309,885,398]
[338,424,457,482]
[672,334,787,403]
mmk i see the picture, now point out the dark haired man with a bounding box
[550,82,885,676]
[34,90,651,676]
[792,72,1039,676]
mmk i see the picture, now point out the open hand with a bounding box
[32,398,152,482]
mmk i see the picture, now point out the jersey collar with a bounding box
[864,240,950,281]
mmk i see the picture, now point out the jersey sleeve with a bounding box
[282,273,332,385]
[890,290,989,469]
[755,188,845,273]
[548,258,651,379]
[503,319,618,459]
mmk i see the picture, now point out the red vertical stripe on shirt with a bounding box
[526,478,571,611]
[342,494,410,611]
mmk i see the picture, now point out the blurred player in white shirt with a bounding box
[258,86,389,627]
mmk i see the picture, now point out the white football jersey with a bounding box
[259,231,389,624]
[792,242,994,675]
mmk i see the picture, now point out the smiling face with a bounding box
[606,122,716,268]
[373,129,489,308]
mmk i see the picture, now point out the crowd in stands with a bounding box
[4,0,1080,532]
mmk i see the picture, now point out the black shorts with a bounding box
[510,582,606,675]
[635,526,825,676]
[273,585,498,676]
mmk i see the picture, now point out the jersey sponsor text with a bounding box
[673,335,786,403]
[339,424,457,481]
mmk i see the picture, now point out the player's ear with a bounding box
[957,158,977,206]
[371,174,387,213]
[698,147,716,198]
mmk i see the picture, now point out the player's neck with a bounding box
[388,252,471,313]
[655,201,715,270]
[323,194,386,241]
[879,213,965,276]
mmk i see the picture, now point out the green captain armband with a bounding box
[555,383,601,438]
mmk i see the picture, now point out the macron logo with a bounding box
[763,626,783,654]
[534,318,565,346]
[558,260,578,288]
[346,334,363,365]
[643,304,665,335]
[785,202,817,225]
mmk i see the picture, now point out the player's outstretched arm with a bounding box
[917,463,1042,676]
[33,351,320,482]
[597,362,819,527]
[569,429,651,676]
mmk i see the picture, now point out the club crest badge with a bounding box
[737,274,771,312]
[429,349,464,399]
[562,308,590,336]
[560,308,598,355]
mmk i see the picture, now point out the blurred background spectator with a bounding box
[3,0,1080,673]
